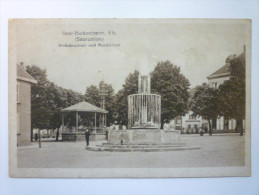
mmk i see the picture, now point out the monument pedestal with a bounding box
[86,129,201,152]
[108,129,181,144]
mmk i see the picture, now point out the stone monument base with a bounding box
[85,143,201,152]
[85,130,201,152]
[108,129,181,144]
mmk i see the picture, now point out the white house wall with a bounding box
[208,76,230,88]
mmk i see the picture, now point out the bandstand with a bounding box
[61,101,108,141]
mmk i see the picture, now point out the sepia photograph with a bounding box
[9,18,251,178]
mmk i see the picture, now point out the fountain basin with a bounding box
[108,129,181,144]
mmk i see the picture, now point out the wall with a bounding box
[182,111,203,130]
[17,81,32,146]
[208,76,230,88]
[108,129,181,144]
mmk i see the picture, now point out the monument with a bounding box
[86,73,200,151]
[128,75,161,129]
[108,74,181,145]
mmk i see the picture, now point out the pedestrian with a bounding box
[56,127,59,141]
[85,129,90,146]
[105,130,108,140]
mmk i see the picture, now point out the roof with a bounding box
[207,64,231,79]
[207,50,246,80]
[61,101,108,113]
[17,63,37,84]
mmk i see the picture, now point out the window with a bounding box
[177,119,181,124]
[211,82,218,88]
[175,117,182,124]
[224,119,229,130]
[189,114,196,120]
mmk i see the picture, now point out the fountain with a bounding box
[128,75,161,129]
[85,72,201,151]
[108,74,181,145]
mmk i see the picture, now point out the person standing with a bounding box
[105,130,108,141]
[85,129,90,146]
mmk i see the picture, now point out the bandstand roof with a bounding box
[61,101,108,113]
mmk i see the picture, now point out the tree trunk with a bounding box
[56,127,59,141]
[38,129,41,148]
[31,126,33,142]
[208,118,212,136]
[236,118,243,136]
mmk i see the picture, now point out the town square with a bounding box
[9,19,250,177]
[18,135,244,168]
[1,1,259,195]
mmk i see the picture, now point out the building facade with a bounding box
[181,111,208,132]
[207,60,236,130]
[207,49,245,131]
[170,112,208,133]
[17,62,37,146]
[175,49,245,132]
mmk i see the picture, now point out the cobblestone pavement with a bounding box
[17,135,245,168]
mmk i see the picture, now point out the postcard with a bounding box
[9,18,251,177]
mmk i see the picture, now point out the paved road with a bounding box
[17,135,245,168]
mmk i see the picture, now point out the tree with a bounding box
[27,65,85,130]
[85,85,100,107]
[150,61,190,129]
[217,53,245,135]
[189,83,218,135]
[104,83,115,126]
[26,65,52,130]
[85,82,116,126]
[63,89,84,128]
[114,70,139,126]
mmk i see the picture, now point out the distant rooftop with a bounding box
[207,64,231,79]
[207,50,245,80]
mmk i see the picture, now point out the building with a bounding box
[207,48,245,131]
[170,88,208,133]
[181,111,208,132]
[174,48,245,133]
[17,62,37,146]
[170,112,208,133]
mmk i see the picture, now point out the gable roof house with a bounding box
[206,47,246,131]
[17,62,37,146]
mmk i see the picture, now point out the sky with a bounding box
[13,19,249,94]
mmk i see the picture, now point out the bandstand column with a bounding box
[94,112,97,133]
[76,111,78,132]
[105,114,107,127]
